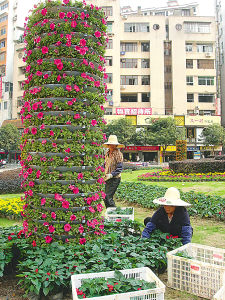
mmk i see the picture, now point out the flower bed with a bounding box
[116,182,225,220]
[72,268,165,300]
[105,207,134,222]
[0,223,181,297]
[138,170,225,182]
[0,197,24,219]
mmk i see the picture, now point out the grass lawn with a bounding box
[122,170,225,197]
[0,194,23,199]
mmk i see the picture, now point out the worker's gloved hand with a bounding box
[104,174,113,181]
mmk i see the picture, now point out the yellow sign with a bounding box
[174,116,185,126]
[160,146,176,152]
[104,115,125,124]
[185,116,221,126]
[126,115,137,125]
[200,146,222,151]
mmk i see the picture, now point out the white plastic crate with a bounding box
[167,243,225,299]
[213,286,225,300]
[71,267,165,300]
[105,207,134,222]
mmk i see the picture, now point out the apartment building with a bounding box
[85,0,220,161]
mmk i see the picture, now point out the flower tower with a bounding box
[20,0,108,245]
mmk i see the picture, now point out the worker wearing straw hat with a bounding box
[142,187,193,245]
[102,135,124,208]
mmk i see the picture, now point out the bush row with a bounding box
[0,169,22,194]
[169,159,225,174]
[116,182,224,220]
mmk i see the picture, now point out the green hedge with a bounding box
[116,182,224,220]
[0,169,22,194]
[169,159,225,173]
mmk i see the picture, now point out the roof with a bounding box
[1,119,24,129]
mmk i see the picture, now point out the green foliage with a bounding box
[116,182,225,220]
[0,224,181,296]
[105,118,136,146]
[107,207,133,215]
[76,270,156,298]
[201,124,225,151]
[169,159,225,173]
[176,140,187,161]
[175,250,193,259]
[0,124,20,152]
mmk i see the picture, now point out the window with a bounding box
[107,39,113,49]
[186,59,193,68]
[1,3,8,10]
[17,97,23,107]
[198,76,214,85]
[187,93,194,102]
[155,11,165,16]
[105,56,113,66]
[0,15,8,23]
[165,65,171,73]
[101,6,113,17]
[185,43,193,52]
[0,52,5,61]
[187,110,195,115]
[197,59,214,69]
[197,44,213,52]
[105,73,112,83]
[121,94,137,102]
[105,108,113,115]
[107,22,113,33]
[141,42,150,52]
[182,9,190,16]
[199,110,215,116]
[120,58,137,68]
[3,101,7,110]
[198,94,214,103]
[0,40,5,48]
[120,42,137,52]
[5,82,9,92]
[141,76,150,85]
[186,76,193,85]
[142,93,150,102]
[124,23,150,32]
[1,28,6,35]
[165,82,172,89]
[120,75,138,85]
[184,22,211,33]
[141,59,150,68]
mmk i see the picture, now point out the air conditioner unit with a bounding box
[120,51,125,55]
[120,85,126,89]
[205,52,212,57]
[109,101,114,106]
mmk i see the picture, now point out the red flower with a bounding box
[59,12,65,19]
[66,85,72,91]
[71,20,77,28]
[64,224,71,232]
[45,236,52,244]
[79,238,86,245]
[41,8,47,16]
[219,212,222,215]
[8,236,12,241]
[41,46,49,54]
[35,268,38,273]
[166,235,170,239]
[116,219,122,222]
[94,31,101,38]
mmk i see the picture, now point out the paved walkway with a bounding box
[0,163,21,173]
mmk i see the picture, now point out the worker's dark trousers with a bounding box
[104,177,121,208]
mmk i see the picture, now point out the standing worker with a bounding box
[103,135,124,208]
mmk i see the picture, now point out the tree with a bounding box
[105,118,136,146]
[147,117,181,162]
[201,124,225,155]
[0,124,20,152]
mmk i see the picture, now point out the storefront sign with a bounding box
[185,116,221,126]
[193,151,201,159]
[124,146,159,151]
[160,146,176,152]
[116,108,152,115]
[200,146,222,151]
[187,147,200,151]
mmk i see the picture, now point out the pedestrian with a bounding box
[102,135,124,208]
[142,187,193,245]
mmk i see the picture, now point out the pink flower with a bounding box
[44,74,49,79]
[71,21,77,28]
[57,75,61,82]
[74,114,80,119]
[50,130,54,136]
[42,46,49,54]
[64,224,71,232]
[77,173,83,180]
[29,181,34,187]
[70,215,76,221]
[59,12,65,19]
[67,101,73,106]
[80,39,86,47]
[49,225,55,233]
[73,187,79,194]
[42,213,47,219]
[74,85,80,92]
[31,128,37,135]
[26,65,31,72]
[41,139,47,145]
[41,198,46,206]
[65,148,71,153]
[57,62,63,70]
[67,11,72,18]
[55,193,64,201]
[91,119,97,126]
[66,85,72,92]
[36,71,42,76]
[51,212,56,219]
[52,143,57,148]
[97,203,103,212]
[62,201,70,209]
[79,238,86,245]
[41,8,47,16]
[50,23,55,30]
[37,112,44,119]
[40,124,45,130]
[37,59,43,65]
[79,225,84,234]
[32,103,38,111]
[36,170,41,178]
[45,236,52,244]
[47,101,53,108]
[94,31,101,38]
[63,0,70,3]
[64,157,69,162]
[80,12,85,20]
[89,206,95,213]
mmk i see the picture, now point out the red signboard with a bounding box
[124,146,159,151]
[116,108,152,115]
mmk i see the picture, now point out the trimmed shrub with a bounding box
[169,159,225,173]
[0,169,22,194]
[176,140,187,161]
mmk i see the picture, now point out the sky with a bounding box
[120,0,216,16]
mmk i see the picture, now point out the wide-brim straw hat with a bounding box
[103,135,125,148]
[153,187,191,207]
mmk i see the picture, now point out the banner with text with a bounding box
[116,108,152,115]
